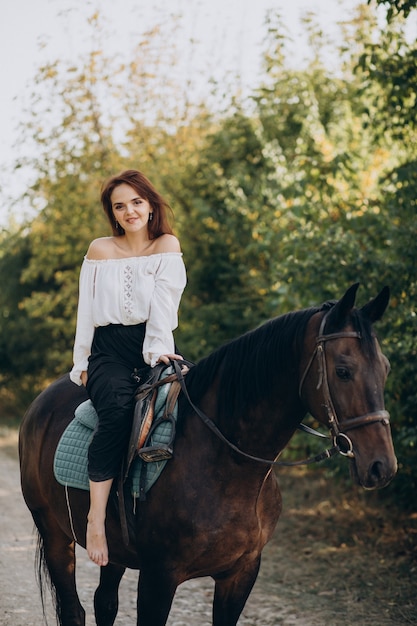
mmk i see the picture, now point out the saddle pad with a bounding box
[53,368,177,497]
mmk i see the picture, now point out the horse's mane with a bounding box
[183,300,376,419]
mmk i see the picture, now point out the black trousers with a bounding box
[86,324,147,482]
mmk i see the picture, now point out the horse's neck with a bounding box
[182,356,306,466]
[239,395,305,458]
[206,378,305,465]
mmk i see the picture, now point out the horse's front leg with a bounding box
[212,556,261,626]
[137,567,178,626]
[94,562,126,626]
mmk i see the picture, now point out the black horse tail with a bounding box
[34,526,63,625]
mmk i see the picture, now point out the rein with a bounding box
[169,361,339,467]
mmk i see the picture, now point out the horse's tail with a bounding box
[34,526,63,625]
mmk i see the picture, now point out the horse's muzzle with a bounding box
[350,455,398,490]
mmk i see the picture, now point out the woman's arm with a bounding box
[142,247,187,367]
[69,258,96,385]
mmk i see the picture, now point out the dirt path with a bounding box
[1,429,416,625]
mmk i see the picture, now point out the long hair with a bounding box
[100,170,175,238]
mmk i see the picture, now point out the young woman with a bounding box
[70,170,186,567]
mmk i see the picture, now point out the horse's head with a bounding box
[300,283,397,490]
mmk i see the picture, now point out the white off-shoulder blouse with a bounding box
[69,252,186,385]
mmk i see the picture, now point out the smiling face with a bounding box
[111,183,153,235]
[101,170,175,239]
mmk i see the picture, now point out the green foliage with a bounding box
[357,20,417,138]
[0,45,123,398]
[369,0,417,20]
[374,160,417,506]
[176,111,278,358]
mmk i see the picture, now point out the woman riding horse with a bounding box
[19,283,397,626]
[69,169,186,566]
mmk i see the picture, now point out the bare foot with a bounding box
[86,518,108,566]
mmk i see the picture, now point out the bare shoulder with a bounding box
[152,234,181,254]
[86,237,117,260]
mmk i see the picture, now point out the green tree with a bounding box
[1,42,124,399]
[370,0,417,19]
[250,9,398,307]
[176,109,277,359]
[0,228,36,388]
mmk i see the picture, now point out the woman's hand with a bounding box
[157,353,183,365]
[157,354,189,373]
[81,371,88,387]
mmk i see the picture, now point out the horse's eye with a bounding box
[336,366,351,381]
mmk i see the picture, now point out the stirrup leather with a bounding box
[137,380,181,462]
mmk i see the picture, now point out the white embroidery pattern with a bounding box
[123,264,134,320]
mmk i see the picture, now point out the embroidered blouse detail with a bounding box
[70,253,186,385]
[123,264,134,321]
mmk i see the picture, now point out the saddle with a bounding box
[125,363,182,476]
[54,364,186,496]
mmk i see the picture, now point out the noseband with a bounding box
[298,312,390,458]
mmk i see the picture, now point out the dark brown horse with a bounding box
[19,284,397,626]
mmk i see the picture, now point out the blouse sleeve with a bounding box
[69,259,96,385]
[142,254,187,367]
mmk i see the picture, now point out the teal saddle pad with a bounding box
[53,368,177,498]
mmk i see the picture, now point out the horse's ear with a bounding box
[325,283,360,329]
[360,286,390,323]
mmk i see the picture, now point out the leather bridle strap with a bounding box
[341,411,390,432]
[298,327,361,397]
[298,312,390,458]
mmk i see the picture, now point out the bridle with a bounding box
[298,312,390,459]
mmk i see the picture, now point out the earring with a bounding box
[149,213,154,222]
